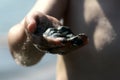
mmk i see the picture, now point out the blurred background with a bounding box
[0,0,57,80]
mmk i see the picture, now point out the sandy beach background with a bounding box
[0,0,57,80]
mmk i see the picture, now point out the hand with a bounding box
[8,11,61,66]
[24,13,88,55]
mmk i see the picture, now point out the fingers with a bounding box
[43,36,65,45]
[43,27,65,45]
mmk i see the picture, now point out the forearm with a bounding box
[28,0,68,19]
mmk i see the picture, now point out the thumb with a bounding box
[25,16,37,33]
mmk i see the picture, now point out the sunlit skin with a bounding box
[8,0,120,80]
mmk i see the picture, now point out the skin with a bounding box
[8,0,120,80]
